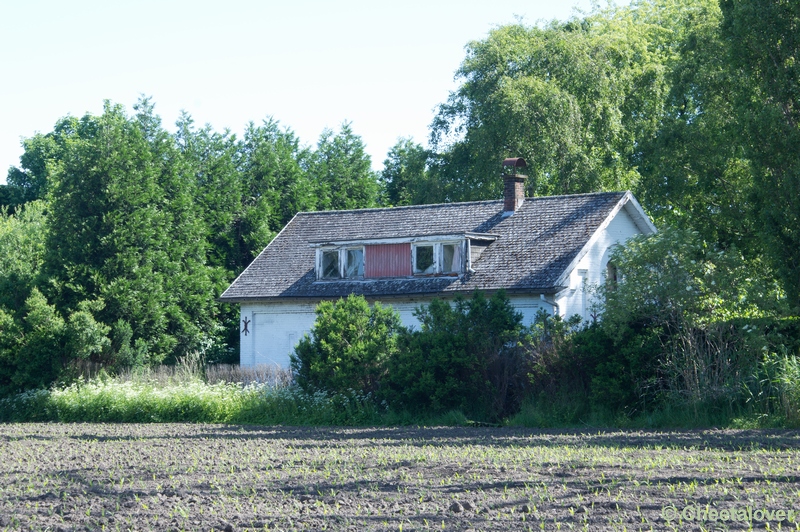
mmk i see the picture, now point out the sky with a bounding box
[0,0,617,184]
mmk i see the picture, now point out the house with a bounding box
[219,159,657,368]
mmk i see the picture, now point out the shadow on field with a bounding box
[38,425,800,452]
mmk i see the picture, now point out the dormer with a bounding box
[310,233,498,281]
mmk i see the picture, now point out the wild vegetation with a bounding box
[0,0,798,427]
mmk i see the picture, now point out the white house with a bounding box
[219,159,656,368]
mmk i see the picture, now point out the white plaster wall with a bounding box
[555,207,641,322]
[239,299,429,368]
[240,295,547,368]
[388,296,547,328]
[240,302,318,369]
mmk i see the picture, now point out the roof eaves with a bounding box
[621,192,658,235]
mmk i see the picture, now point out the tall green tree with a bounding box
[720,0,800,308]
[636,0,758,254]
[238,119,316,260]
[0,202,110,396]
[380,139,440,205]
[43,99,221,365]
[307,123,379,210]
[175,112,243,272]
[429,3,680,200]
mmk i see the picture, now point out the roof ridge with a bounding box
[294,191,626,217]
[295,199,502,217]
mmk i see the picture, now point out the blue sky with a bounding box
[0,0,620,183]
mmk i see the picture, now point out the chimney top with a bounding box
[502,158,527,214]
[502,157,527,174]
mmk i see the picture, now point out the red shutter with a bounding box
[365,243,411,277]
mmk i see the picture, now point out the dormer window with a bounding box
[320,247,365,279]
[413,242,462,276]
[313,234,491,281]
[414,245,435,274]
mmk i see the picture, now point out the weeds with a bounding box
[0,362,381,425]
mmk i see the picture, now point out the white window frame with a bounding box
[316,246,365,280]
[412,241,464,276]
[344,247,365,279]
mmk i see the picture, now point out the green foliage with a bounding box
[42,99,222,365]
[0,200,47,310]
[597,227,789,414]
[0,185,25,212]
[636,0,758,253]
[602,227,782,336]
[307,123,379,210]
[0,371,384,426]
[6,118,70,203]
[291,295,403,395]
[719,0,800,308]
[429,0,700,200]
[0,288,109,396]
[380,139,440,206]
[383,291,528,421]
[238,118,317,261]
[3,98,387,392]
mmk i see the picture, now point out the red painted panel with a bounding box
[365,243,411,277]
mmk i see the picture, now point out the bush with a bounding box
[290,295,403,395]
[382,290,529,421]
[597,227,791,418]
[0,288,110,397]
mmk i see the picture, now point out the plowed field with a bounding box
[1,424,799,531]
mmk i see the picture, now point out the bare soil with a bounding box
[1,424,799,531]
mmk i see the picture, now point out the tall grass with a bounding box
[0,360,383,425]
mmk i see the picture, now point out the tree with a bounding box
[0,201,47,311]
[43,99,221,365]
[719,0,800,309]
[429,3,686,201]
[383,291,529,421]
[0,288,110,397]
[238,119,316,260]
[380,139,439,206]
[291,295,403,395]
[636,0,758,254]
[598,227,785,410]
[307,123,379,210]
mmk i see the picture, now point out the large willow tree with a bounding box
[428,1,715,200]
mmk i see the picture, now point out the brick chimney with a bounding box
[502,158,528,214]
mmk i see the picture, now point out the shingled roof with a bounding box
[219,191,651,302]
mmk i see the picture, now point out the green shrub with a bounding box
[596,227,792,419]
[382,290,528,422]
[291,295,403,395]
[0,289,110,397]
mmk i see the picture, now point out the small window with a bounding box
[322,250,340,279]
[414,245,434,274]
[345,248,364,278]
[441,243,461,274]
[606,261,618,287]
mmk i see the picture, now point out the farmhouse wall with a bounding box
[555,205,641,321]
[239,294,549,369]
